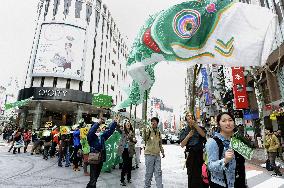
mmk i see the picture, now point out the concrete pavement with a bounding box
[1,141,284,187]
[0,143,187,188]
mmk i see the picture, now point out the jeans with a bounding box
[50,142,57,157]
[135,147,141,166]
[86,162,103,188]
[144,154,163,188]
[24,140,30,153]
[73,146,81,168]
[268,152,282,175]
[58,147,70,167]
[121,149,132,182]
[43,142,51,159]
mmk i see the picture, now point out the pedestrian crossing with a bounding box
[247,170,284,188]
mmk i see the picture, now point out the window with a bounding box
[53,77,58,87]
[95,11,100,27]
[103,5,106,13]
[66,79,71,89]
[79,81,83,91]
[261,81,270,104]
[75,0,82,18]
[96,0,101,9]
[31,77,34,87]
[273,1,283,22]
[86,3,93,23]
[40,77,45,87]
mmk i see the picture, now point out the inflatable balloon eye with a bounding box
[173,9,201,39]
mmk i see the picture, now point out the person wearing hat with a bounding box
[86,114,120,188]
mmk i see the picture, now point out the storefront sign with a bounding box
[38,89,67,97]
[233,110,243,118]
[18,87,92,104]
[0,116,9,122]
[231,67,248,109]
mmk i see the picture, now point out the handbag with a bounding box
[88,152,101,164]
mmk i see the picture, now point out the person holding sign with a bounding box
[205,112,247,188]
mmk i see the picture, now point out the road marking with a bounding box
[252,177,284,188]
[246,170,263,179]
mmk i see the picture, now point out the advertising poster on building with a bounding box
[32,23,86,80]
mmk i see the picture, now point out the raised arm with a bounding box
[87,122,100,140]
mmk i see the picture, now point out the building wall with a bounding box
[23,0,130,106]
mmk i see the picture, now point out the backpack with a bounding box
[203,136,228,187]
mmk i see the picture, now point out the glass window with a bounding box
[41,77,45,87]
[53,77,58,87]
[66,79,71,89]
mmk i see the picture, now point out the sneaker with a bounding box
[128,179,132,183]
[58,164,63,167]
[120,182,126,186]
[136,165,139,169]
[30,153,33,155]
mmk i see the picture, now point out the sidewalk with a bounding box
[248,148,284,173]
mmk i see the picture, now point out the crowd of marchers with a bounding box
[2,111,284,188]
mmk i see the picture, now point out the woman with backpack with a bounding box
[179,112,206,188]
[205,112,247,188]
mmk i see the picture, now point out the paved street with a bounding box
[0,142,284,188]
[0,143,187,188]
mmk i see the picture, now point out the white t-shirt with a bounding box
[135,129,142,148]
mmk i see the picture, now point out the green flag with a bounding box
[4,98,32,110]
[102,131,121,172]
[92,94,113,108]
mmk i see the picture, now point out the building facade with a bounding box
[18,0,130,130]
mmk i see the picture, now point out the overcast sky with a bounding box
[0,0,187,110]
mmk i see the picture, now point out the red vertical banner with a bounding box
[173,115,176,130]
[231,67,249,109]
